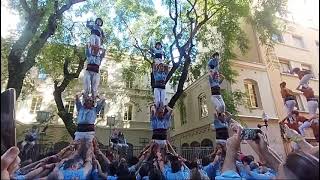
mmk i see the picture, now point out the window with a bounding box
[30,96,43,113]
[171,115,175,130]
[123,104,133,121]
[198,94,208,118]
[292,35,305,48]
[294,94,305,111]
[272,33,284,43]
[279,61,291,74]
[97,106,105,119]
[180,102,187,125]
[244,81,259,108]
[101,71,108,84]
[126,79,133,89]
[65,99,75,115]
[139,138,149,146]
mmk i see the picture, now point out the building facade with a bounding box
[169,20,319,159]
[10,57,175,147]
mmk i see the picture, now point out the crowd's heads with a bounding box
[155,42,162,49]
[170,156,182,173]
[190,168,202,180]
[63,155,83,170]
[149,165,164,180]
[242,155,254,165]
[84,96,95,108]
[95,18,103,26]
[277,152,319,180]
[249,162,259,170]
[258,165,268,174]
[280,82,286,88]
[202,156,211,166]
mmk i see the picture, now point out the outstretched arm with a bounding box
[96,98,106,113]
[75,95,83,112]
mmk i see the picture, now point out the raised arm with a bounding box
[95,98,106,113]
[249,134,282,171]
[86,20,94,29]
[221,127,241,173]
[284,124,319,157]
[150,104,156,116]
[75,95,83,112]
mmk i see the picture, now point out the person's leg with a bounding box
[307,101,318,120]
[285,100,296,118]
[217,95,226,113]
[160,88,166,107]
[299,74,314,87]
[154,88,160,108]
[211,95,222,114]
[299,121,312,136]
[83,70,91,97]
[92,72,100,98]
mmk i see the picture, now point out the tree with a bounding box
[6,0,86,99]
[108,0,287,109]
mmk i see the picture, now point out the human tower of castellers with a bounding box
[9,17,318,179]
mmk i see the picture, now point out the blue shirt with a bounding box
[86,21,104,38]
[208,72,223,88]
[152,47,164,59]
[153,64,169,88]
[204,161,222,180]
[215,170,242,180]
[213,115,228,129]
[208,58,219,71]
[164,166,190,180]
[76,99,105,124]
[60,168,87,180]
[150,112,172,130]
[86,53,105,65]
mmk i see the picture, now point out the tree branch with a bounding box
[19,0,32,16]
[22,0,86,72]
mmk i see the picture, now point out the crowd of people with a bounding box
[1,119,319,179]
[1,17,319,179]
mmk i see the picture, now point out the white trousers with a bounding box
[285,100,296,115]
[211,95,225,114]
[74,131,95,142]
[154,58,164,64]
[83,70,100,97]
[299,74,313,87]
[307,100,318,116]
[154,88,166,108]
[299,121,312,136]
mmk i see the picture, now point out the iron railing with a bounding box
[21,143,214,162]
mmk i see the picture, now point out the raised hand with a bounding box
[1,147,21,180]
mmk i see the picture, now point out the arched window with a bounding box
[201,139,213,147]
[198,93,208,118]
[123,104,133,121]
[181,143,189,148]
[190,141,200,147]
[65,99,75,115]
[244,79,261,108]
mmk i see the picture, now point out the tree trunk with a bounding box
[53,89,77,139]
[6,64,26,99]
[168,55,191,108]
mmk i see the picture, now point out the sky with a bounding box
[1,0,319,38]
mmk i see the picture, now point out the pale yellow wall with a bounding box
[231,61,278,118]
